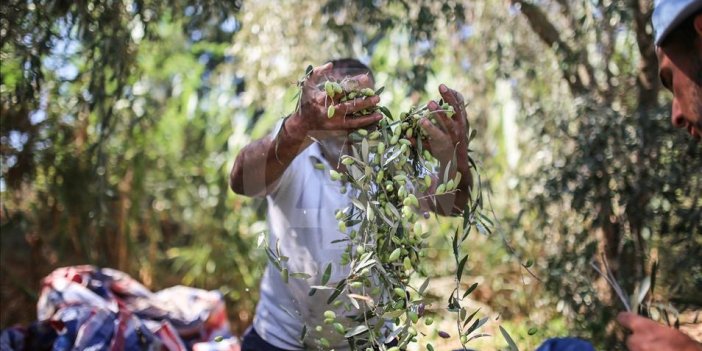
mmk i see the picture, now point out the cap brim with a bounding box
[654,0,702,45]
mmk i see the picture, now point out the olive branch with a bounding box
[263,67,505,350]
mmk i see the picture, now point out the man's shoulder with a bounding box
[268,143,324,199]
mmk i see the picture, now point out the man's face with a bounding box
[328,70,375,93]
[656,14,702,141]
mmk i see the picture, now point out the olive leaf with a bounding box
[456,255,469,279]
[462,308,480,328]
[361,138,369,163]
[378,105,392,119]
[310,285,335,290]
[290,272,312,280]
[465,316,489,335]
[326,279,346,304]
[632,276,651,313]
[419,277,430,295]
[299,325,307,343]
[348,294,360,309]
[462,282,478,298]
[321,263,332,285]
[499,325,519,351]
[344,325,369,338]
[265,248,282,271]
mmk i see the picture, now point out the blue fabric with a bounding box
[536,337,596,351]
[242,327,295,351]
[653,0,702,45]
[241,326,401,351]
[0,322,57,351]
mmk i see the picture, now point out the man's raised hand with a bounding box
[289,62,383,139]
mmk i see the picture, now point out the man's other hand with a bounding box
[417,84,470,169]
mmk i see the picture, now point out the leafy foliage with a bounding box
[1,0,261,331]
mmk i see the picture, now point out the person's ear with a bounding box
[695,14,702,37]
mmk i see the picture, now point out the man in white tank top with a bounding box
[230,58,473,350]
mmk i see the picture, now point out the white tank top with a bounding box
[253,142,356,350]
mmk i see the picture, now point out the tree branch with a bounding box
[513,0,597,97]
[630,0,660,109]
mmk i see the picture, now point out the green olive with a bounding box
[388,248,402,261]
[324,310,336,319]
[325,81,335,97]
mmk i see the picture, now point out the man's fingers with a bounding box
[335,96,380,116]
[312,62,334,81]
[439,84,468,128]
[419,118,445,141]
[427,100,451,133]
[626,337,639,351]
[617,312,637,330]
[313,90,331,105]
[439,84,465,115]
[304,62,334,89]
[420,139,432,152]
[617,312,658,332]
[343,112,383,129]
[407,136,432,151]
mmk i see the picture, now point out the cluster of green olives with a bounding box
[305,79,469,351]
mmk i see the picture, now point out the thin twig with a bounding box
[485,188,543,283]
[590,258,631,312]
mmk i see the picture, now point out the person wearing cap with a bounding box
[616,1,702,350]
[650,0,702,140]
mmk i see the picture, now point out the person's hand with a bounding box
[618,312,702,351]
[418,84,470,168]
[287,62,383,140]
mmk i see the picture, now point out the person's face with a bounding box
[656,14,702,141]
[327,70,375,94]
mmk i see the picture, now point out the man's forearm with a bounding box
[230,113,311,197]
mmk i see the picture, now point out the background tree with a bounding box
[508,0,702,345]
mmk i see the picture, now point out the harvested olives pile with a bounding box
[264,68,495,351]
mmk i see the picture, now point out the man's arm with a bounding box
[229,113,312,197]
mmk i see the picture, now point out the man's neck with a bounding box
[318,139,348,170]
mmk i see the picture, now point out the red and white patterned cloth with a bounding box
[2,265,239,351]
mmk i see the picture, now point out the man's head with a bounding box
[318,58,376,161]
[653,0,702,140]
[326,58,375,86]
